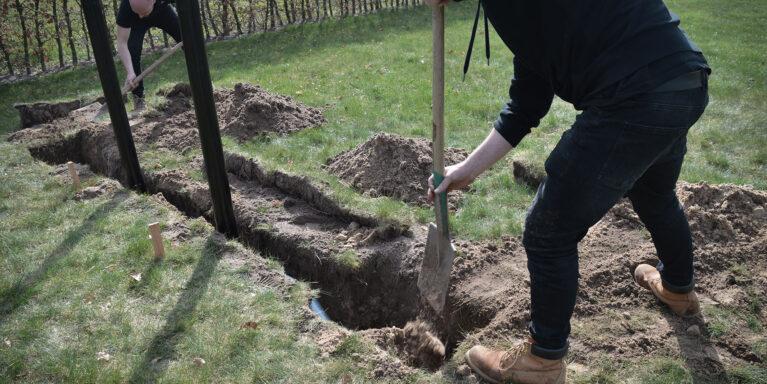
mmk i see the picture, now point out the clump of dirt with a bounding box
[360,320,445,371]
[326,133,468,207]
[155,83,193,116]
[511,158,545,190]
[74,179,121,201]
[14,100,82,128]
[216,83,325,140]
[678,183,767,243]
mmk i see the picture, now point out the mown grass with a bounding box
[1,0,765,239]
[0,142,434,383]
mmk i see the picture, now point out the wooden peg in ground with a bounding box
[67,161,81,190]
[148,222,165,260]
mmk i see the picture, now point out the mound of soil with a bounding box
[217,83,325,140]
[151,82,324,141]
[155,83,193,116]
[14,100,82,128]
[326,133,468,206]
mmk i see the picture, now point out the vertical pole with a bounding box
[148,222,165,260]
[67,161,81,190]
[176,0,238,238]
[81,0,145,192]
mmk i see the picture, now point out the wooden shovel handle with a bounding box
[432,5,449,235]
[122,41,184,95]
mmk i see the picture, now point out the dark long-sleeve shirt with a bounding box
[475,0,709,147]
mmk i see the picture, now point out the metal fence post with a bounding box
[176,0,238,238]
[81,0,145,192]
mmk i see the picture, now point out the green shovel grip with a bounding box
[432,171,450,235]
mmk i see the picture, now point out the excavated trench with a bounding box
[24,127,497,360]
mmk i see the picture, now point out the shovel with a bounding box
[417,3,455,315]
[89,41,183,119]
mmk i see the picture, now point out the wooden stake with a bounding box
[67,161,81,190]
[148,222,165,260]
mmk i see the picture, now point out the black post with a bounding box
[176,0,238,238]
[81,0,145,191]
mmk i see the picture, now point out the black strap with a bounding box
[463,0,490,80]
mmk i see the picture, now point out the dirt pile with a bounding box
[151,82,324,141]
[679,183,767,244]
[155,83,193,116]
[216,83,325,140]
[14,100,82,128]
[326,133,468,206]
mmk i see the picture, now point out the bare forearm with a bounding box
[463,128,513,179]
[116,41,134,75]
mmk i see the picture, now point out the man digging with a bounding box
[425,1,709,383]
[115,0,181,112]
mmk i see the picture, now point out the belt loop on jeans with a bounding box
[651,70,706,93]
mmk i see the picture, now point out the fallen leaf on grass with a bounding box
[3,338,10,347]
[130,273,142,282]
[96,351,111,362]
[340,373,352,384]
[240,321,259,330]
[192,357,206,367]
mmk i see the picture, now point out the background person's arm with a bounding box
[116,26,137,90]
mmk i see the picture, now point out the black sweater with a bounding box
[468,0,709,147]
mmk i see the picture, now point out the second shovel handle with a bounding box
[122,41,184,95]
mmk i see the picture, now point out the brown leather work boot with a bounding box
[464,340,566,384]
[634,264,700,317]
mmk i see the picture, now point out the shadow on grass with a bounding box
[0,191,128,325]
[663,311,729,383]
[127,234,226,384]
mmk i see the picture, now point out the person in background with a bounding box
[115,0,181,111]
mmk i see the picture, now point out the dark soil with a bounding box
[14,100,82,128]
[326,133,468,207]
[152,82,325,141]
[11,94,767,381]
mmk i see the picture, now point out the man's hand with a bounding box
[423,0,449,5]
[124,72,138,91]
[426,128,515,205]
[427,160,477,204]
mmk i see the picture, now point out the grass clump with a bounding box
[335,249,362,270]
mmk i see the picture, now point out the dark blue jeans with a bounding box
[128,2,182,98]
[523,80,709,360]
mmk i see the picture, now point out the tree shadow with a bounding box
[0,191,128,325]
[127,234,226,384]
[662,310,730,383]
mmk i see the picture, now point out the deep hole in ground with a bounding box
[19,120,493,369]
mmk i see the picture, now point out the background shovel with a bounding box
[90,41,184,120]
[418,4,455,316]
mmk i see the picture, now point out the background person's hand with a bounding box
[124,72,138,91]
[427,160,477,204]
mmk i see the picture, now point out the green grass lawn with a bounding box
[0,142,434,383]
[1,0,764,240]
[1,2,766,382]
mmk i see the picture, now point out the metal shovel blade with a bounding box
[418,222,456,314]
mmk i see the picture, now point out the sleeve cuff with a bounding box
[493,119,531,148]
